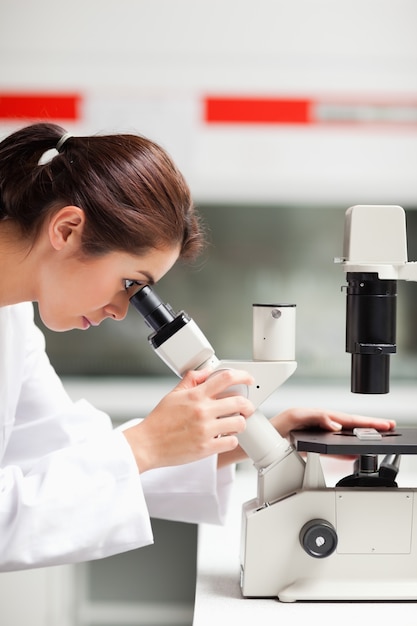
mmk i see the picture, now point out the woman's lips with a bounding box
[82,316,91,329]
[82,316,100,329]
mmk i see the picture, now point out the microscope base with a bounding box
[240,487,417,602]
[278,578,417,602]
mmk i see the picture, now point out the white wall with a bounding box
[1,0,416,204]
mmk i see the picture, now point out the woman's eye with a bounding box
[124,279,143,291]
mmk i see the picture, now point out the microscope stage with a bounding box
[290,427,417,455]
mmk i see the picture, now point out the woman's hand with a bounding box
[123,368,255,473]
[270,407,396,439]
[217,407,396,468]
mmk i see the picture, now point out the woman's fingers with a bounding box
[271,407,397,439]
[125,367,256,472]
[176,367,253,394]
[174,367,256,421]
[324,411,396,431]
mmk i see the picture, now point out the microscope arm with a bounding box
[218,359,306,504]
[130,287,305,506]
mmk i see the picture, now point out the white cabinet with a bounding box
[0,566,74,626]
[0,520,197,626]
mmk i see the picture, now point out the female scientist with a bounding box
[0,123,395,570]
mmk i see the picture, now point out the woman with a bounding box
[0,123,395,571]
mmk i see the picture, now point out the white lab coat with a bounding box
[0,303,234,571]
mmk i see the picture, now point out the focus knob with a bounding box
[299,519,338,558]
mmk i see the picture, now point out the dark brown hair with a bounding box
[0,122,205,259]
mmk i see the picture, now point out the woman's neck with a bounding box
[0,221,38,306]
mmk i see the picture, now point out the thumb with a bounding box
[174,369,211,390]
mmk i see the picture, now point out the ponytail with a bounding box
[0,123,204,260]
[0,123,66,227]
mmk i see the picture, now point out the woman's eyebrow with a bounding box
[136,271,155,285]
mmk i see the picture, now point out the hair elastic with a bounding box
[56,132,73,153]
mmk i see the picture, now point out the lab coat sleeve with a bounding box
[141,456,235,525]
[0,303,235,571]
[118,418,235,526]
[0,427,153,571]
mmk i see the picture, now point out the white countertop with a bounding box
[193,456,417,624]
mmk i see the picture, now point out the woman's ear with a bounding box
[48,206,85,251]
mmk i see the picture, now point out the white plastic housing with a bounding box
[154,319,218,376]
[342,204,407,264]
[337,204,417,281]
[253,304,296,361]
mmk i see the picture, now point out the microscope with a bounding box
[130,287,304,504]
[131,205,417,602]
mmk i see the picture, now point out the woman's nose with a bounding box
[104,294,130,321]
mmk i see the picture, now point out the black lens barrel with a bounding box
[130,285,175,332]
[346,272,397,394]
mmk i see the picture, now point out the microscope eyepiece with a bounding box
[129,284,214,375]
[130,285,175,332]
[130,284,191,352]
